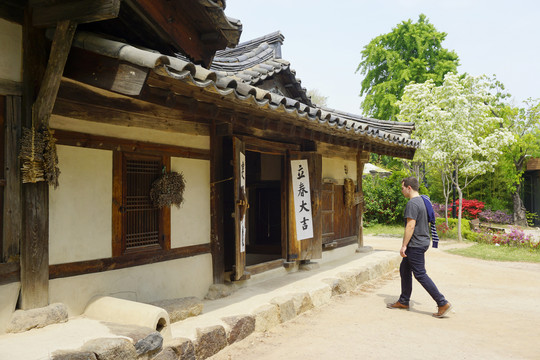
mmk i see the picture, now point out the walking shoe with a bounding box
[433,302,452,318]
[386,301,409,310]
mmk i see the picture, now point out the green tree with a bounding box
[499,99,540,225]
[398,73,515,240]
[356,14,459,120]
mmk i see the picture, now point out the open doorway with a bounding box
[245,151,284,266]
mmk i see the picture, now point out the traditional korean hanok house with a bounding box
[524,158,540,226]
[0,1,419,333]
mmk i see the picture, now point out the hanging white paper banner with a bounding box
[290,159,313,240]
[240,152,246,253]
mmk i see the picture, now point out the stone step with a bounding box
[149,297,204,324]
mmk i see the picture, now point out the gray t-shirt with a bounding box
[403,196,430,248]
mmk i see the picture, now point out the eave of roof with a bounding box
[68,32,420,158]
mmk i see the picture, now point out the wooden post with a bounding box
[356,151,370,252]
[3,96,22,263]
[210,119,225,284]
[20,18,76,309]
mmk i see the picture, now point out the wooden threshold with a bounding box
[322,236,357,251]
[245,258,285,276]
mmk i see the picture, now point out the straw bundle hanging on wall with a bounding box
[150,171,186,208]
[20,127,61,188]
[43,128,60,189]
[20,127,45,184]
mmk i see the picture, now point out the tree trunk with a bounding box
[457,187,463,242]
[512,186,528,227]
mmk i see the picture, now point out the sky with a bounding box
[225,0,540,114]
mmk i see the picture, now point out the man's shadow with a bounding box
[379,293,434,316]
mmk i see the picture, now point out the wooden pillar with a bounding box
[20,16,76,309]
[210,119,225,284]
[3,96,22,263]
[356,151,370,251]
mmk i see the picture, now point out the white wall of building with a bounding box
[0,18,22,83]
[171,157,210,248]
[50,254,213,316]
[322,157,357,185]
[49,145,112,265]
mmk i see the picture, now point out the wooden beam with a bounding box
[33,20,76,129]
[30,0,120,27]
[49,243,210,279]
[54,79,209,136]
[0,262,20,285]
[54,129,210,160]
[0,79,23,96]
[356,151,369,250]
[3,96,22,263]
[210,119,225,284]
[20,19,76,310]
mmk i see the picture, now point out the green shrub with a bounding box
[435,217,474,240]
[363,170,423,226]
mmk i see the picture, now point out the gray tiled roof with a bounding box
[69,32,420,153]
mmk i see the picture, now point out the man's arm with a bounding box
[401,218,416,257]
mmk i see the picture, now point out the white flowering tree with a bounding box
[397,73,515,240]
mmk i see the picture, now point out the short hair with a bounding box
[402,176,419,191]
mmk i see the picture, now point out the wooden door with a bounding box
[232,137,248,280]
[288,151,322,261]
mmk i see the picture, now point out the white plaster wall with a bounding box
[0,282,20,334]
[170,157,210,248]
[322,157,357,185]
[50,116,209,150]
[0,19,22,82]
[49,145,112,265]
[49,254,213,316]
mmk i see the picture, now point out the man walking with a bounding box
[387,176,451,318]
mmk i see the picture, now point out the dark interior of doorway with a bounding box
[245,151,283,266]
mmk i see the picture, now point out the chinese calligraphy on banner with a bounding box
[290,160,313,240]
[240,152,246,253]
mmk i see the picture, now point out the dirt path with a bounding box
[209,237,540,360]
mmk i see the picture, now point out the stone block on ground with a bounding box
[194,325,227,359]
[155,338,195,360]
[323,278,348,296]
[103,323,163,357]
[337,271,358,291]
[309,284,332,307]
[52,350,97,360]
[271,296,296,323]
[292,292,314,315]
[253,304,280,332]
[222,314,255,344]
[150,297,203,323]
[6,303,68,333]
[205,284,237,300]
[81,338,138,360]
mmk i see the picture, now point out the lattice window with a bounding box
[113,152,170,256]
[124,157,162,250]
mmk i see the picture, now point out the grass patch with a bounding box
[447,243,540,263]
[364,224,403,237]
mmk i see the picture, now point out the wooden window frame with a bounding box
[112,151,171,257]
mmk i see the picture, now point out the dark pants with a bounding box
[398,246,447,307]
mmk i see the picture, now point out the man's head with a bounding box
[401,176,420,199]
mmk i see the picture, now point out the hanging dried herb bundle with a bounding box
[43,128,60,189]
[150,172,186,208]
[344,178,355,209]
[20,127,45,184]
[20,127,61,188]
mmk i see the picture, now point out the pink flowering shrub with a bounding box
[476,227,539,250]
